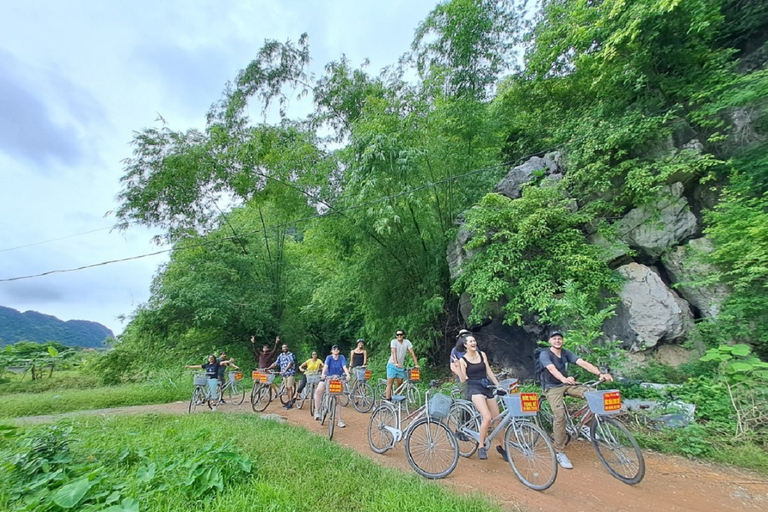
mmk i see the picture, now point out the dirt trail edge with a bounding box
[14,401,768,512]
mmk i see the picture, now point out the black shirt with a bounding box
[539,348,579,389]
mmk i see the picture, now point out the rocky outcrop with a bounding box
[603,263,694,351]
[615,183,698,261]
[446,219,474,280]
[662,237,730,318]
[495,152,563,199]
[448,154,724,373]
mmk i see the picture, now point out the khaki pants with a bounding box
[543,385,588,452]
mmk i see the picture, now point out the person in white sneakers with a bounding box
[313,345,351,428]
[539,330,613,469]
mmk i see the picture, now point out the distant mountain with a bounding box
[0,306,114,348]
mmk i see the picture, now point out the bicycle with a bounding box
[349,366,375,413]
[537,382,645,485]
[250,370,286,411]
[318,376,346,440]
[294,371,322,415]
[374,367,422,414]
[218,371,246,405]
[188,373,220,413]
[367,384,459,479]
[447,389,557,491]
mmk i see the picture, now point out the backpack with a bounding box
[533,347,546,387]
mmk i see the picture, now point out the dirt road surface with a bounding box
[15,400,768,512]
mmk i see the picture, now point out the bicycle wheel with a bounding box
[405,384,423,415]
[231,380,246,405]
[189,386,205,413]
[368,404,397,454]
[338,382,350,407]
[352,381,375,413]
[328,396,337,440]
[278,381,291,405]
[320,394,330,425]
[405,418,459,479]
[374,379,387,405]
[208,382,222,408]
[309,383,317,416]
[447,402,479,457]
[251,385,270,412]
[504,421,557,491]
[590,416,645,484]
[295,385,306,409]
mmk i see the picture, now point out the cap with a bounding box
[356,338,365,343]
[331,344,340,350]
[549,330,564,339]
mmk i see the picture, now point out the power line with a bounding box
[0,227,113,253]
[0,144,565,283]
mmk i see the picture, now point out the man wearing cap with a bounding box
[384,330,419,401]
[314,345,351,427]
[540,330,613,469]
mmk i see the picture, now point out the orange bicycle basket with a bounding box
[328,379,344,394]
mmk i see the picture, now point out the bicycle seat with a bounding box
[390,394,406,403]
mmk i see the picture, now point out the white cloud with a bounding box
[0,0,438,335]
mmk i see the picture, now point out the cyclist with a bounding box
[450,330,469,399]
[539,330,613,469]
[216,351,240,403]
[184,355,231,409]
[185,354,230,378]
[269,343,297,409]
[254,335,280,370]
[458,334,503,460]
[314,345,351,427]
[350,338,368,369]
[295,350,323,400]
[384,329,419,401]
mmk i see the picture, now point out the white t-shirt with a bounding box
[388,338,413,366]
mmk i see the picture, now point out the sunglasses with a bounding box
[396,333,404,336]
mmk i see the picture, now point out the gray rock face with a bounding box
[616,183,698,260]
[604,263,694,351]
[662,237,730,318]
[446,220,476,281]
[495,152,563,199]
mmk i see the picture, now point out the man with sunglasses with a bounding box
[384,330,419,401]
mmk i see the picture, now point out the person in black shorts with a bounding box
[350,339,368,369]
[458,334,502,460]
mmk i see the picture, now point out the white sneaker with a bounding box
[211,406,217,412]
[337,420,346,428]
[314,413,320,421]
[556,452,573,469]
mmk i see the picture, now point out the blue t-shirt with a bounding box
[324,354,347,377]
[539,348,579,389]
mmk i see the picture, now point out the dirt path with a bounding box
[15,400,768,512]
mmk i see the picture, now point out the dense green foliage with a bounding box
[105,0,767,457]
[0,306,113,348]
[0,415,503,512]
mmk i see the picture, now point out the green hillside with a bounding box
[0,306,113,348]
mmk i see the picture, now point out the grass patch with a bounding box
[0,370,101,395]
[0,383,188,419]
[0,413,506,512]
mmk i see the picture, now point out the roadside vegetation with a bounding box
[0,414,504,512]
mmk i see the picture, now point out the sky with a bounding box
[0,0,438,336]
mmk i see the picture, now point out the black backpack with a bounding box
[533,347,546,387]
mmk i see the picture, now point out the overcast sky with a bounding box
[0,0,437,336]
